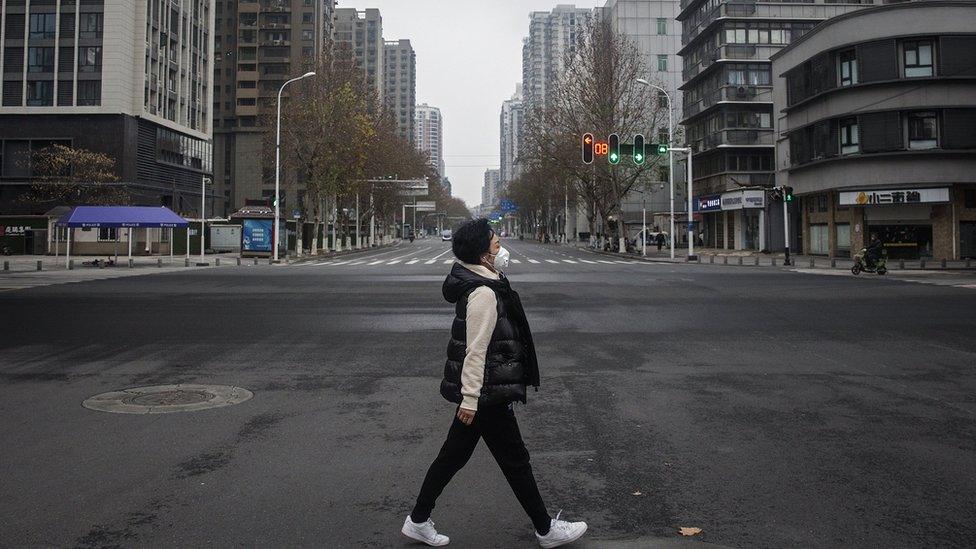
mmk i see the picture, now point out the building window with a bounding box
[98,227,118,241]
[903,40,934,78]
[29,13,56,39]
[79,13,103,39]
[964,189,976,209]
[26,80,53,105]
[28,47,55,73]
[838,49,857,86]
[840,118,859,155]
[908,111,938,150]
[301,29,313,41]
[657,55,668,72]
[656,18,667,35]
[818,194,828,212]
[836,223,851,253]
[78,47,102,72]
[78,80,100,105]
[302,12,313,24]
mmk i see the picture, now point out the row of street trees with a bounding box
[507,19,677,250]
[274,50,468,254]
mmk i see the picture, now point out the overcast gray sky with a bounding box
[355,0,606,208]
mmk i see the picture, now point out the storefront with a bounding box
[839,188,949,260]
[694,195,722,248]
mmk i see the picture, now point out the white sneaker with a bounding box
[401,515,450,546]
[536,510,587,548]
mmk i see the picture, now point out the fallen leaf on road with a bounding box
[631,491,642,496]
[679,527,702,536]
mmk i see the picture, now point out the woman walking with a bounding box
[401,219,587,548]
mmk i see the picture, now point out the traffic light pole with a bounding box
[783,193,791,266]
[669,146,695,261]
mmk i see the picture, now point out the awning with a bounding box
[56,206,189,228]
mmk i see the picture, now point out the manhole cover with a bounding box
[83,384,252,414]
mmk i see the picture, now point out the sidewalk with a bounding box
[584,245,976,271]
[0,240,400,273]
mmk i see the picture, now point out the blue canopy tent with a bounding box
[56,206,188,268]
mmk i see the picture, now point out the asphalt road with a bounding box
[1,238,975,548]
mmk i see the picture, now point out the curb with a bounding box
[287,240,400,265]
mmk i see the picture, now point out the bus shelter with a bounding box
[56,206,188,268]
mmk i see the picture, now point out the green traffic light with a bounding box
[634,153,643,163]
[657,144,668,154]
[610,153,619,163]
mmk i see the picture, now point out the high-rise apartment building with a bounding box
[0,0,214,214]
[383,39,415,144]
[333,8,383,102]
[415,103,443,178]
[211,0,335,214]
[483,168,500,210]
[521,5,591,118]
[677,0,866,250]
[598,0,682,119]
[499,83,523,188]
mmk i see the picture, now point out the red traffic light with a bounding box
[582,133,594,164]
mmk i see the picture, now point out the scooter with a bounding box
[852,248,887,275]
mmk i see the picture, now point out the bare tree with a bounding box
[23,144,128,206]
[519,18,670,250]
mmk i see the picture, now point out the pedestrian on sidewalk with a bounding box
[655,232,665,252]
[402,218,587,548]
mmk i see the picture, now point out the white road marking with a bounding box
[430,248,452,261]
[613,260,635,264]
[561,259,577,264]
[406,259,419,265]
[597,260,615,264]
[368,260,385,265]
[528,259,540,264]
[545,259,559,264]
[511,259,521,264]
[443,259,454,264]
[579,259,597,264]
[425,259,437,264]
[387,260,401,265]
[347,261,365,265]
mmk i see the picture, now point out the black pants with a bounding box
[411,403,551,534]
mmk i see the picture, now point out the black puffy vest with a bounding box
[440,263,540,407]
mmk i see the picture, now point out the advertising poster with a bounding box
[242,219,273,253]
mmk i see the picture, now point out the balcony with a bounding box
[682,85,773,121]
[690,129,774,152]
[259,0,289,12]
[683,44,783,82]
[260,39,291,47]
[237,69,259,80]
[681,1,860,46]
[236,104,258,117]
[263,22,291,30]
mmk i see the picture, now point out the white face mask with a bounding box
[493,246,510,270]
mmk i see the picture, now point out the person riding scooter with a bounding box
[865,234,884,269]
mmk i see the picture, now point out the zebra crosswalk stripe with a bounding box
[406,259,419,265]
[368,260,385,265]
[561,259,577,264]
[545,259,559,264]
[387,260,401,265]
[511,259,521,264]
[443,259,453,264]
[579,259,597,264]
[425,259,437,264]
[528,259,540,264]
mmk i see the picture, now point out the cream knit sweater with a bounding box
[457,262,499,411]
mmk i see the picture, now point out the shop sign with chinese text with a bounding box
[839,188,949,206]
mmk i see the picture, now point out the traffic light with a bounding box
[770,188,782,202]
[784,186,794,202]
[582,133,594,164]
[608,133,620,165]
[657,143,669,155]
[633,134,645,165]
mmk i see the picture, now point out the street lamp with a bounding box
[636,78,675,260]
[274,71,316,262]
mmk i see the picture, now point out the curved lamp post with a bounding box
[636,78,675,260]
[274,71,316,262]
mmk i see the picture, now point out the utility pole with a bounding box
[668,146,695,261]
[782,187,791,265]
[200,175,210,263]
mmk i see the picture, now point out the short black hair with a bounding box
[452,218,494,264]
